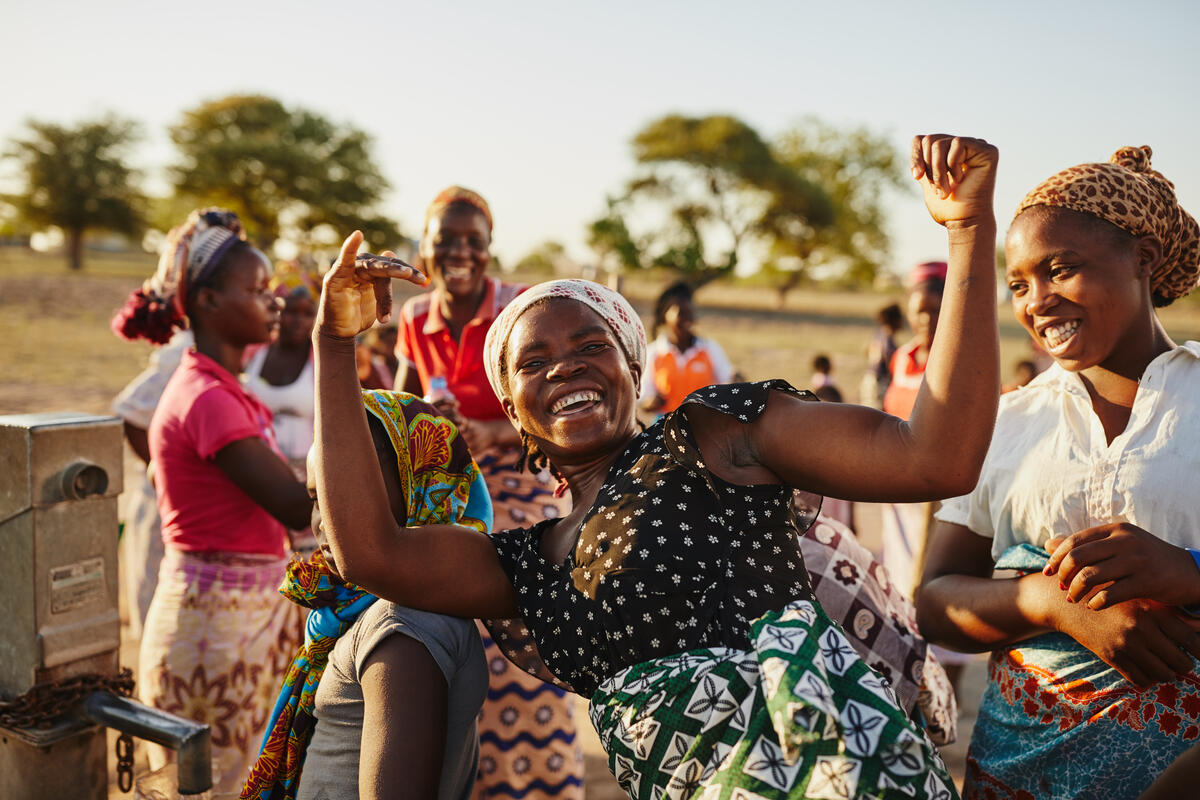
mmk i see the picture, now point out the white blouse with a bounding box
[937,341,1200,561]
[111,330,193,428]
[243,347,315,464]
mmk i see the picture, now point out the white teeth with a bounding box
[552,391,601,414]
[1043,320,1080,348]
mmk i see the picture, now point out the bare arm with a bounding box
[917,520,1200,687]
[213,438,312,530]
[313,233,518,618]
[1139,743,1200,800]
[358,634,447,800]
[693,135,1001,502]
[123,422,151,466]
[915,520,1054,651]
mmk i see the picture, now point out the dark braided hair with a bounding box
[515,429,563,481]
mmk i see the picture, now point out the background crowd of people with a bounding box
[105,131,1200,800]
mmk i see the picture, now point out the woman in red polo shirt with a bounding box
[112,208,312,793]
[394,186,584,800]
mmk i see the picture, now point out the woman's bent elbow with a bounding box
[337,560,387,597]
[926,461,981,500]
[914,590,944,645]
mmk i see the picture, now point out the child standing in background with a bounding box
[640,281,735,413]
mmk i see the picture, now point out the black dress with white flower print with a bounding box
[484,380,823,697]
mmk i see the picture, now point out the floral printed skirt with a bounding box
[589,600,957,800]
[138,548,302,794]
[964,545,1200,800]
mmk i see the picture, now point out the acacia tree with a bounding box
[767,117,909,300]
[169,95,401,251]
[514,240,572,276]
[586,197,643,274]
[4,116,144,270]
[588,114,833,286]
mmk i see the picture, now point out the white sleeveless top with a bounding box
[243,346,315,464]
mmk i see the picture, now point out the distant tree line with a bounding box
[3,101,904,289]
[1,95,399,270]
[585,114,908,296]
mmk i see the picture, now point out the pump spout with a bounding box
[80,692,212,795]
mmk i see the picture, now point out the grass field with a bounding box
[13,246,1200,797]
[6,247,1200,419]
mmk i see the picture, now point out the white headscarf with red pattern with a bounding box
[483,279,646,399]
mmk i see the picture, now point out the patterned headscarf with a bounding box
[907,260,947,288]
[424,185,493,234]
[1015,146,1200,301]
[269,259,322,301]
[150,208,246,317]
[241,390,491,800]
[482,279,647,400]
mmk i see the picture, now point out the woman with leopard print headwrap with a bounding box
[918,146,1200,799]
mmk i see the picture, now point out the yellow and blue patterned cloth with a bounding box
[241,390,491,800]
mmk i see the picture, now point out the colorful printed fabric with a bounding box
[241,390,492,800]
[484,381,822,699]
[472,447,585,800]
[483,279,647,400]
[138,548,302,796]
[800,514,957,745]
[1016,145,1200,301]
[269,259,322,301]
[964,545,1200,800]
[152,207,246,318]
[589,599,957,800]
[475,623,585,800]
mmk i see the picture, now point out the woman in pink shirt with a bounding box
[112,208,312,792]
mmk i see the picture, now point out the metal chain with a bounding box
[0,668,135,730]
[116,731,135,793]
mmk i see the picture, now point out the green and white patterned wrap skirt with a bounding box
[588,600,958,800]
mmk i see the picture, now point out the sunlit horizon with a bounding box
[4,0,1198,281]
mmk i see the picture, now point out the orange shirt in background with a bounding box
[882,340,926,420]
[641,335,735,413]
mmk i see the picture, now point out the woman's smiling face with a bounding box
[1005,206,1160,375]
[420,203,491,301]
[501,299,641,463]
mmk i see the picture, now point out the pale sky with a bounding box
[3,0,1198,278]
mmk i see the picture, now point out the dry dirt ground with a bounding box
[4,249,1194,798]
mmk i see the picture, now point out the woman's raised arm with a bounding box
[312,231,518,618]
[694,135,1001,503]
